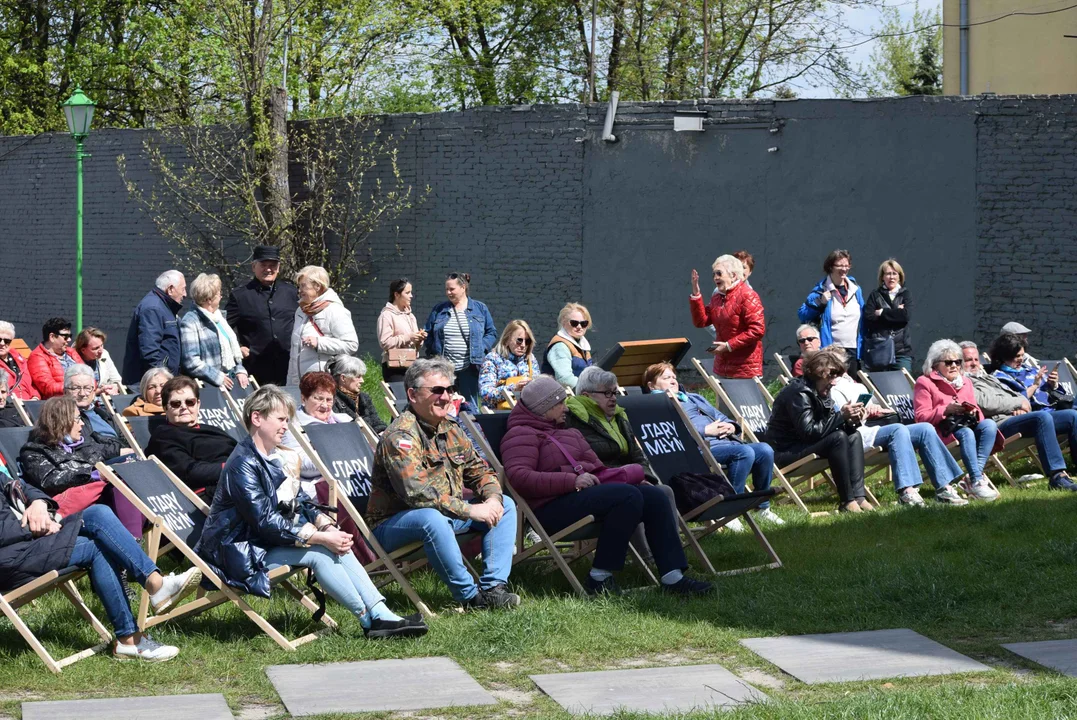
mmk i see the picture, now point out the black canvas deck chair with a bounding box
[11,396,43,427]
[382,381,409,419]
[461,411,658,596]
[0,426,31,478]
[223,382,255,426]
[96,457,337,650]
[197,386,248,442]
[617,392,782,576]
[286,419,436,618]
[112,415,167,460]
[102,393,138,416]
[773,352,798,380]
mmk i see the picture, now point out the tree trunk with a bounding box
[259,86,292,255]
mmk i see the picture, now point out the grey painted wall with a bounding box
[0,96,1072,376]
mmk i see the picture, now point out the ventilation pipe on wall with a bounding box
[602,91,620,142]
[960,0,969,95]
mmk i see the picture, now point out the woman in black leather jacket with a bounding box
[764,348,870,513]
[194,385,425,640]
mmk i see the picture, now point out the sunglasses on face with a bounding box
[0,338,11,346]
[57,332,72,339]
[569,320,589,329]
[168,398,198,409]
[940,359,963,367]
[797,337,820,345]
[514,337,530,346]
[419,385,456,397]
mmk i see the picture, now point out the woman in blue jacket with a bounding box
[423,272,497,405]
[797,249,864,374]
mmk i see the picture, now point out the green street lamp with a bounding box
[62,87,95,332]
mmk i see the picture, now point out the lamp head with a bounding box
[62,87,95,140]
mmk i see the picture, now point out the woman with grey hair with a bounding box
[566,367,657,481]
[913,339,1001,501]
[0,320,37,400]
[689,254,765,378]
[330,355,387,433]
[180,273,249,390]
[288,265,359,385]
[124,367,172,417]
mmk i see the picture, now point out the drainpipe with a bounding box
[960,0,969,94]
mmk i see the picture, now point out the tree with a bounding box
[863,3,941,97]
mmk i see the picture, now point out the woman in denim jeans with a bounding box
[422,272,497,406]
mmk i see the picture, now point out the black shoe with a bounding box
[464,584,520,611]
[585,575,622,596]
[1049,474,1077,492]
[661,575,715,596]
[364,614,428,639]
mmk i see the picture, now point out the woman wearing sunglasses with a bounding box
[542,303,594,390]
[422,272,498,406]
[765,349,870,513]
[0,321,39,401]
[914,339,1004,499]
[479,320,538,410]
[689,255,765,379]
[145,376,237,497]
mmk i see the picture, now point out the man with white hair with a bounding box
[123,269,186,385]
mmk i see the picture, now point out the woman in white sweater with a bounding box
[287,266,359,385]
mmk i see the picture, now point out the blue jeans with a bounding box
[997,409,1077,474]
[265,544,386,627]
[68,505,160,639]
[372,496,517,603]
[951,419,998,482]
[709,440,774,509]
[873,422,963,490]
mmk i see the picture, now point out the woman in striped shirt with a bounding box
[422,272,498,406]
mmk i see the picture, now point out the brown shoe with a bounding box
[857,498,874,511]
[839,501,862,513]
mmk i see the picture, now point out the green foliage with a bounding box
[863,3,942,97]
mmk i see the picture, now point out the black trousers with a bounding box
[381,363,407,383]
[775,430,865,504]
[535,483,687,575]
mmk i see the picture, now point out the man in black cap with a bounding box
[224,245,299,385]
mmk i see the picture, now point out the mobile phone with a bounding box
[706,343,719,353]
[1051,362,1061,373]
[855,392,874,405]
[961,401,977,410]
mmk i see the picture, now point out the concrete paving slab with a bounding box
[266,656,497,716]
[1003,639,1077,677]
[740,628,990,684]
[23,694,233,720]
[529,663,767,716]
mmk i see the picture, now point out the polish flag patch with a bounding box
[396,438,414,452]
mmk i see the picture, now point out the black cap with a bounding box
[252,245,280,262]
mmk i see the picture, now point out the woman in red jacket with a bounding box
[689,254,765,378]
[0,321,38,401]
[500,375,712,597]
[27,317,81,399]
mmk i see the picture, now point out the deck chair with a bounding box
[102,393,138,416]
[223,383,255,426]
[617,386,643,396]
[773,352,798,380]
[0,426,31,477]
[462,412,659,595]
[0,565,113,672]
[287,420,436,618]
[111,415,167,461]
[96,457,337,650]
[616,392,782,576]
[197,386,248,442]
[692,359,834,512]
[11,396,42,427]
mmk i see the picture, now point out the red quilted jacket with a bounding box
[690,282,765,378]
[501,403,607,509]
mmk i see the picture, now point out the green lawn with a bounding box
[2,367,1076,718]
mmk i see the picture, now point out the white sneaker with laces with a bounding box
[898,487,925,506]
[756,508,785,525]
[966,479,1000,501]
[724,517,747,532]
[114,634,179,662]
[935,484,969,506]
[150,567,202,613]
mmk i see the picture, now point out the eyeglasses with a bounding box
[590,390,618,399]
[797,337,820,345]
[514,338,530,346]
[940,359,963,367]
[57,332,72,339]
[418,385,455,397]
[832,265,851,271]
[0,338,11,346]
[168,398,199,409]
[68,385,95,395]
[569,320,589,329]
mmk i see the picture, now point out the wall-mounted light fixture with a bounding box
[673,109,706,132]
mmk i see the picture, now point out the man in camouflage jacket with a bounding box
[370,358,520,609]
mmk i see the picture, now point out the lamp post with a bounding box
[61,87,95,332]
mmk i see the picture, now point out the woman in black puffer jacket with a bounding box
[861,259,913,372]
[764,348,869,513]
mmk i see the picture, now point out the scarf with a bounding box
[886,285,902,302]
[944,372,964,390]
[300,298,332,318]
[199,306,242,371]
[556,327,591,354]
[568,395,627,455]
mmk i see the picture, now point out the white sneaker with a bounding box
[935,484,969,506]
[964,479,1000,501]
[149,567,202,613]
[114,634,179,662]
[898,487,925,506]
[756,508,785,525]
[724,517,747,532]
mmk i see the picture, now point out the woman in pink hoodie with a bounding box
[377,279,426,382]
[500,375,712,597]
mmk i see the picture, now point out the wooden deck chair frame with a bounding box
[858,368,1021,489]
[692,358,839,513]
[0,568,113,673]
[96,457,338,651]
[287,420,439,619]
[773,352,795,380]
[11,395,34,427]
[622,391,783,577]
[460,413,659,596]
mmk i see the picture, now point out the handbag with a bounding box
[1046,385,1075,410]
[539,432,645,486]
[387,348,418,369]
[863,333,896,369]
[666,472,735,514]
[5,477,62,524]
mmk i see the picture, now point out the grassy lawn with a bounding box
[2,367,1076,718]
